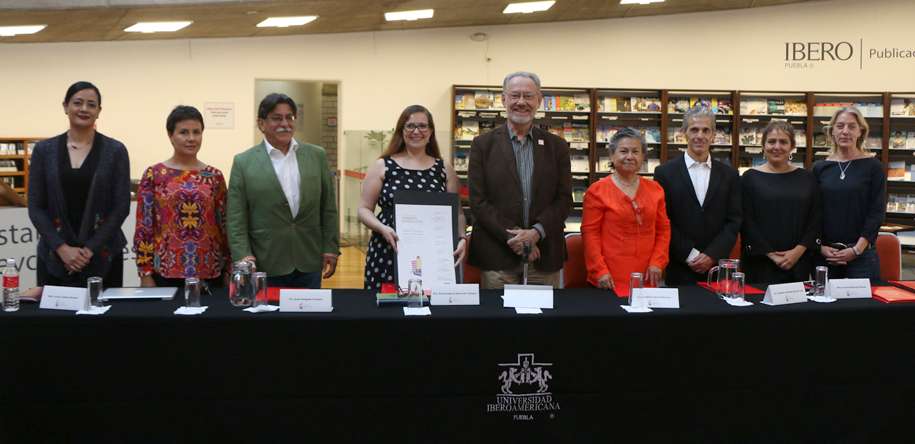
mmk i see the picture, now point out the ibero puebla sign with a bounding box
[784,39,915,69]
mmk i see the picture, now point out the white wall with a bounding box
[0,0,911,181]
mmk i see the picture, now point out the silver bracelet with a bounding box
[851,246,861,256]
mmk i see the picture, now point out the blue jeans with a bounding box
[816,245,881,280]
[266,270,322,289]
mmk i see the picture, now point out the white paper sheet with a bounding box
[394,204,456,291]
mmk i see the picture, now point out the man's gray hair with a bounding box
[608,127,646,155]
[681,105,716,130]
[503,71,542,92]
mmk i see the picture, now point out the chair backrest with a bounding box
[876,232,901,281]
[461,233,481,284]
[562,233,588,289]
[729,234,741,260]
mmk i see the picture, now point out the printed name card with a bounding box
[827,278,872,299]
[634,288,680,308]
[39,285,88,311]
[430,284,480,306]
[279,289,333,312]
[761,282,807,306]
[502,284,553,309]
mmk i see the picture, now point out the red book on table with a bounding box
[873,286,915,303]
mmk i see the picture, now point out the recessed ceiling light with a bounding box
[257,16,318,28]
[620,0,664,4]
[503,1,555,14]
[0,25,47,37]
[124,21,193,33]
[384,9,434,21]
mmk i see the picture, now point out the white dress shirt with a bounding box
[265,137,301,218]
[684,152,712,263]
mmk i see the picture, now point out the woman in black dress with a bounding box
[740,120,821,283]
[358,105,467,290]
[811,106,884,279]
[28,81,131,288]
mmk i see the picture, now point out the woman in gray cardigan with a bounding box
[27,81,131,288]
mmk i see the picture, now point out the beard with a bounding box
[508,111,534,125]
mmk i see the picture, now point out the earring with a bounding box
[762,153,766,160]
[788,153,793,161]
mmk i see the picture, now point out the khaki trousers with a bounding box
[481,263,562,290]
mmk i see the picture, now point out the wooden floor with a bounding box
[321,245,366,289]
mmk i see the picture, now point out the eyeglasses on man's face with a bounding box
[268,114,296,124]
[507,93,537,102]
[404,123,431,133]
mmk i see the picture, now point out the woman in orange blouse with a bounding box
[582,128,671,289]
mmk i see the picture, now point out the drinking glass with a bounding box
[253,272,268,307]
[88,277,104,308]
[629,272,644,308]
[407,278,423,309]
[815,266,828,297]
[732,272,746,302]
[185,278,201,308]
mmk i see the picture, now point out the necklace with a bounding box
[67,131,92,150]
[613,173,638,187]
[836,153,859,180]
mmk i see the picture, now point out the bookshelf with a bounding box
[664,90,737,167]
[0,138,41,199]
[734,91,812,174]
[594,89,664,180]
[883,92,915,225]
[452,85,915,231]
[452,84,593,226]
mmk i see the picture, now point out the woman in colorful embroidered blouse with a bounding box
[581,128,671,289]
[134,106,231,288]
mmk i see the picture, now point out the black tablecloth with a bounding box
[2,285,914,443]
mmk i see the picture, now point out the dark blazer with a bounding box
[654,154,741,285]
[27,132,131,281]
[467,125,572,272]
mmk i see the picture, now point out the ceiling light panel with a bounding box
[620,0,665,4]
[0,25,47,37]
[503,1,556,14]
[124,21,193,33]
[257,16,318,28]
[384,9,434,21]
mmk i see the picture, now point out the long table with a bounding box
[2,285,914,442]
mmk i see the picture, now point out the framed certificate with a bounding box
[393,191,460,290]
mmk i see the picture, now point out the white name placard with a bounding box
[636,288,680,308]
[502,284,553,309]
[430,284,480,306]
[39,285,87,311]
[827,278,872,299]
[761,282,807,306]
[279,289,333,312]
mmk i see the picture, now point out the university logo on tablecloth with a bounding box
[487,353,560,420]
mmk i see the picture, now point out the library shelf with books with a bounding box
[452,85,593,225]
[734,91,811,174]
[0,138,41,198]
[664,90,737,167]
[810,93,886,170]
[884,93,915,226]
[595,89,663,180]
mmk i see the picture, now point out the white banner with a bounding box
[0,204,140,290]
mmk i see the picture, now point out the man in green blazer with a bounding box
[227,93,340,288]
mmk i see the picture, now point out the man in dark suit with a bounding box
[654,105,741,285]
[467,71,572,289]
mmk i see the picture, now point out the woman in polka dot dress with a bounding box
[358,105,467,290]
